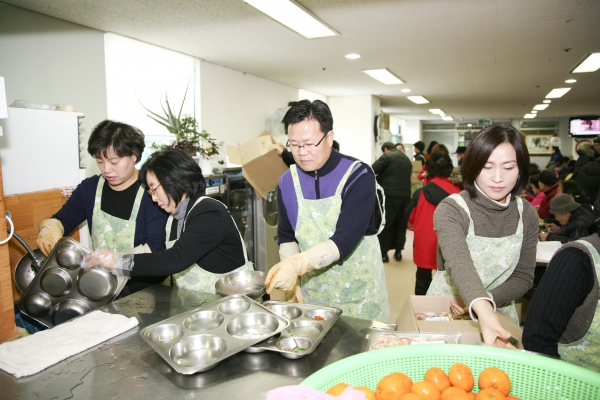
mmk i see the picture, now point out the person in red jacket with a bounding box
[417,143,449,185]
[537,169,559,220]
[406,151,461,294]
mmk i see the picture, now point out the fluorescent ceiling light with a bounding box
[345,53,360,59]
[407,95,430,104]
[441,116,454,121]
[531,111,538,114]
[524,114,537,119]
[244,0,339,39]
[401,88,411,93]
[429,109,444,114]
[572,53,600,73]
[533,104,549,111]
[565,79,577,83]
[543,100,551,104]
[363,69,404,85]
[545,88,571,98]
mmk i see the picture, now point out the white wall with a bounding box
[0,3,107,175]
[327,95,379,164]
[200,61,298,166]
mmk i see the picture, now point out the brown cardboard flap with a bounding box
[242,152,288,199]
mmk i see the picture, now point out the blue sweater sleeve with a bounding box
[53,175,98,235]
[135,193,168,251]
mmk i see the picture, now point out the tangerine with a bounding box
[425,367,451,392]
[411,380,440,400]
[448,363,474,392]
[355,386,376,400]
[466,392,476,400]
[326,382,350,396]
[478,367,511,397]
[441,386,469,400]
[399,394,420,400]
[475,388,506,400]
[376,372,410,400]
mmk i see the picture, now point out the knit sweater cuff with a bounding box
[303,240,340,270]
[279,242,300,261]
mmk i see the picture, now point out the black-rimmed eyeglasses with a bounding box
[286,132,329,152]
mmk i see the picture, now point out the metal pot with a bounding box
[12,231,46,293]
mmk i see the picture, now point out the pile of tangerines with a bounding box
[326,363,519,400]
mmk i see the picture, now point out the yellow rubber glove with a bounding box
[36,218,64,257]
[265,253,311,293]
[284,279,304,303]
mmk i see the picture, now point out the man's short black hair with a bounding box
[282,99,333,135]
[381,142,395,152]
[88,120,145,162]
[426,152,454,178]
[414,141,425,152]
[140,148,206,204]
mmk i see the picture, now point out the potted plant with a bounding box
[141,88,223,175]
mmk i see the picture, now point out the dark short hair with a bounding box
[381,142,395,152]
[414,141,425,152]
[530,175,540,189]
[426,152,454,178]
[88,120,145,161]
[461,124,530,198]
[561,180,582,197]
[552,146,560,152]
[140,148,206,204]
[282,99,333,135]
[396,143,405,150]
[332,140,340,151]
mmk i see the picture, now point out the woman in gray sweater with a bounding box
[428,125,539,348]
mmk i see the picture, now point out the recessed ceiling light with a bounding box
[565,79,577,83]
[244,0,339,39]
[441,116,454,121]
[545,88,571,98]
[363,69,404,85]
[407,96,430,104]
[524,114,537,119]
[401,88,411,93]
[572,53,600,73]
[531,111,538,114]
[429,109,444,114]
[543,100,551,104]
[345,53,361,60]
[533,104,549,110]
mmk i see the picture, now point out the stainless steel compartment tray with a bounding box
[139,294,290,375]
[248,301,342,359]
[17,237,128,328]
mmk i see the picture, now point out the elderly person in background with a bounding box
[537,170,559,219]
[539,194,595,244]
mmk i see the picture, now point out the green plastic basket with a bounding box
[301,344,600,400]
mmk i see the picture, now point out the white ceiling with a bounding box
[3,0,600,121]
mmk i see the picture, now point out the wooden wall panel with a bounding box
[0,159,17,342]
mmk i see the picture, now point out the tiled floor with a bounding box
[383,229,417,325]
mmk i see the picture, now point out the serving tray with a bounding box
[17,237,128,328]
[139,294,290,375]
[246,300,342,359]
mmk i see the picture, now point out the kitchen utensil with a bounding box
[17,237,128,328]
[9,224,46,293]
[139,294,289,375]
[214,270,266,301]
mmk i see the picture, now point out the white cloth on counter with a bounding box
[536,241,563,263]
[0,310,138,378]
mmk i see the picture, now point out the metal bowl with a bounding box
[40,267,73,297]
[276,337,313,359]
[225,312,279,340]
[183,310,225,332]
[14,249,45,293]
[146,324,185,344]
[289,320,324,336]
[22,292,52,317]
[218,297,251,314]
[55,244,84,269]
[214,270,266,301]
[266,304,303,320]
[77,266,117,301]
[52,299,91,325]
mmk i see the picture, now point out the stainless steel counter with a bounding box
[0,285,387,399]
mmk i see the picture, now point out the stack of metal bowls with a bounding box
[215,270,267,302]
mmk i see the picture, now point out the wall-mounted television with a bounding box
[569,116,600,138]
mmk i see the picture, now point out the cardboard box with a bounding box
[227,130,289,198]
[411,161,422,185]
[395,295,523,346]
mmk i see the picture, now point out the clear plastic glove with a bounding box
[472,300,516,349]
[265,253,312,293]
[36,219,64,257]
[81,248,134,277]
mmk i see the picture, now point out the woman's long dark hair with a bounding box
[140,148,206,204]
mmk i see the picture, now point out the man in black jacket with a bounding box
[372,142,412,262]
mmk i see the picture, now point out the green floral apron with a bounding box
[91,176,143,252]
[427,194,523,324]
[291,162,390,322]
[164,196,253,293]
[558,240,600,372]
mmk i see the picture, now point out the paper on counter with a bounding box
[0,310,138,378]
[536,241,563,263]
